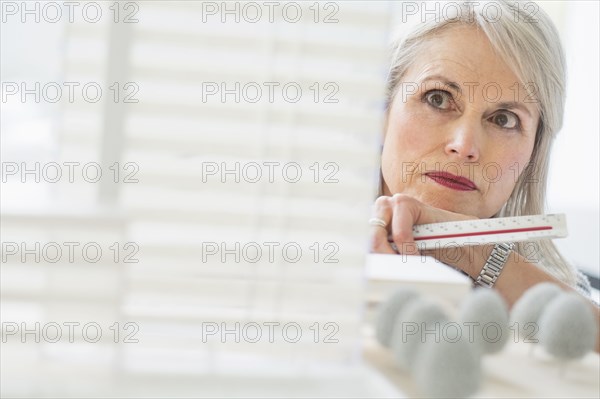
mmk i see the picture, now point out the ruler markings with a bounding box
[414,226,553,241]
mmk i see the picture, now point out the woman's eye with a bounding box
[490,112,520,130]
[424,90,452,110]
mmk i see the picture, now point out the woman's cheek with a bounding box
[496,156,527,199]
[382,153,410,193]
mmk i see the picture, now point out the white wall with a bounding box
[545,1,600,277]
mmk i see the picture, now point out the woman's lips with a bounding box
[425,172,478,191]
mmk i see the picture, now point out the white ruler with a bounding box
[389,214,567,251]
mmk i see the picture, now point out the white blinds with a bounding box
[1,1,392,396]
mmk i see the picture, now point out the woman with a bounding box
[369,0,599,350]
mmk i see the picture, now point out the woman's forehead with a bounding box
[409,26,516,82]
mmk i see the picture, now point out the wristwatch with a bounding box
[474,242,515,288]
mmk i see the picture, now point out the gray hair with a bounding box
[383,0,586,290]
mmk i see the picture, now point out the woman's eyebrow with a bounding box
[497,101,532,117]
[419,75,462,94]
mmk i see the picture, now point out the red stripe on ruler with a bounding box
[414,226,553,241]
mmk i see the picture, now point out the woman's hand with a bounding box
[369,193,485,276]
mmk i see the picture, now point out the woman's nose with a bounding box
[444,118,482,162]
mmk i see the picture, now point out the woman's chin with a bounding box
[416,193,477,216]
[387,186,481,217]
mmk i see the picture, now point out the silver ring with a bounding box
[369,217,387,228]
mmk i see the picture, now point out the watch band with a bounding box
[474,242,515,288]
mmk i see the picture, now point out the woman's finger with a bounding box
[369,197,396,254]
[390,193,421,255]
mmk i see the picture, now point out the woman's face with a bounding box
[382,25,539,218]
